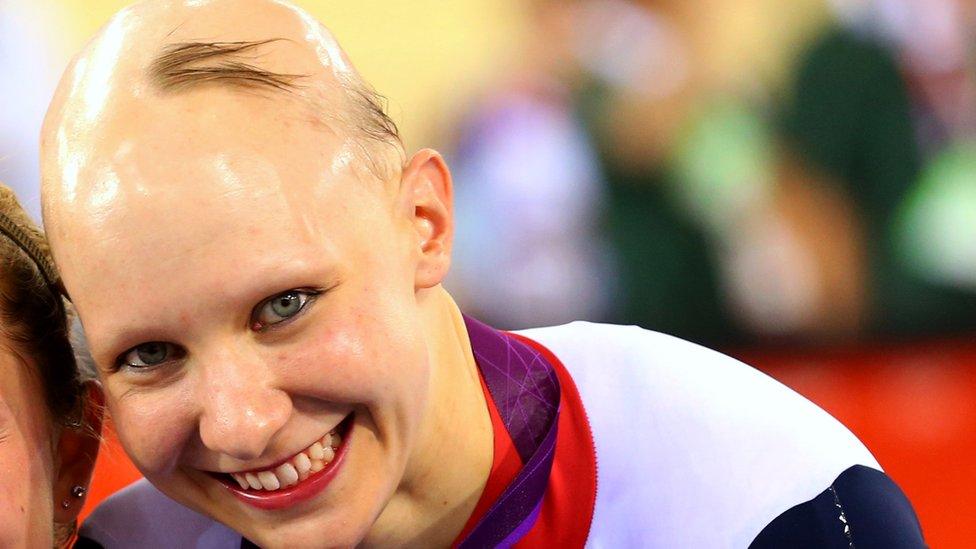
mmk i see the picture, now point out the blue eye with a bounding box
[119,342,180,369]
[252,290,318,331]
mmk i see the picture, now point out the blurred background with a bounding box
[2,0,974,545]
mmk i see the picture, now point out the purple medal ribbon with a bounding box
[458,316,562,549]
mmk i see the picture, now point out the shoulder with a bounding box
[516,322,888,547]
[516,321,871,452]
[79,479,240,549]
[751,464,925,548]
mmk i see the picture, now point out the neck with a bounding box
[364,287,494,547]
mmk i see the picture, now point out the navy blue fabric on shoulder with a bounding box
[73,536,106,548]
[750,465,925,548]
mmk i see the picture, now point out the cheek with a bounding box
[0,409,55,547]
[106,386,195,474]
[292,294,428,403]
[276,286,432,445]
[282,311,427,402]
[0,446,43,548]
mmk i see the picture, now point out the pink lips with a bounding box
[218,416,352,511]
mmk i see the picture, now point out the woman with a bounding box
[0,183,102,547]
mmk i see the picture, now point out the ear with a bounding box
[52,381,104,524]
[398,148,454,289]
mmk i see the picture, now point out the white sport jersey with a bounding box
[520,322,879,547]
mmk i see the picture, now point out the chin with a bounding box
[246,517,370,549]
[207,488,379,549]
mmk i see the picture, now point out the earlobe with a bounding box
[400,149,454,289]
[52,381,104,524]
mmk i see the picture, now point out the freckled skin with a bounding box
[41,1,494,547]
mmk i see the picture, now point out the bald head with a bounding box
[41,0,402,222]
[40,0,418,315]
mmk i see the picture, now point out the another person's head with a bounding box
[42,0,463,546]
[0,184,101,547]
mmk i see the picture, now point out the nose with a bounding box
[197,349,291,461]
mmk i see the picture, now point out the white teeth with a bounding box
[258,471,280,491]
[309,442,325,460]
[229,424,346,491]
[231,473,249,490]
[275,462,300,488]
[294,453,312,479]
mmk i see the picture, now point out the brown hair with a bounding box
[148,39,404,180]
[0,184,83,427]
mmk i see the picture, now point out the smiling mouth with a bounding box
[213,413,354,510]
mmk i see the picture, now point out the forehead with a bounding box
[77,85,341,190]
[50,89,382,335]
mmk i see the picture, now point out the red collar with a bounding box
[454,332,597,547]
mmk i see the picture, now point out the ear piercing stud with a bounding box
[61,485,87,509]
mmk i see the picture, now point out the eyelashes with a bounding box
[110,285,332,374]
[250,288,322,331]
[116,342,184,370]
